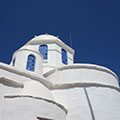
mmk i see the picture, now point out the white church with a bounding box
[0,34,120,120]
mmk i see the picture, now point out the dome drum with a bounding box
[11,49,43,75]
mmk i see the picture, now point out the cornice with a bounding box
[57,64,119,82]
[0,77,23,88]
[26,39,74,55]
[0,62,119,93]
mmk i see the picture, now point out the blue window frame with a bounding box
[39,45,48,60]
[61,48,68,65]
[26,54,36,71]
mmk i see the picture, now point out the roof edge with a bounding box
[43,63,119,82]
[26,38,75,55]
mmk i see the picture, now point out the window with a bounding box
[26,54,36,71]
[61,48,68,65]
[39,45,48,60]
[12,58,15,66]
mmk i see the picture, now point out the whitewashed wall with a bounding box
[0,68,34,83]
[2,96,66,120]
[12,49,43,75]
[52,87,120,120]
[0,66,67,120]
[17,43,74,74]
[45,64,120,120]
[0,83,22,120]
[45,64,119,87]
[22,81,54,101]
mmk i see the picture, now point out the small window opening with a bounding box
[61,48,68,65]
[39,45,48,60]
[26,54,36,72]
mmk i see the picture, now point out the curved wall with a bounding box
[11,49,43,75]
[52,87,120,120]
[2,96,66,120]
[46,64,119,87]
[0,80,23,120]
[22,81,54,101]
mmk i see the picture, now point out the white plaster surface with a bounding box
[0,83,22,120]
[22,81,54,100]
[17,42,73,74]
[52,87,120,120]
[26,34,74,56]
[86,87,120,120]
[2,97,66,120]
[52,88,93,120]
[12,49,43,75]
[21,34,74,73]
[0,34,120,120]
[45,65,119,87]
[42,43,73,73]
[0,68,33,83]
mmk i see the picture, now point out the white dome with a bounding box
[26,34,61,45]
[33,34,60,41]
[25,34,74,55]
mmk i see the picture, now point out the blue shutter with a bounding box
[26,55,36,71]
[39,45,48,60]
[62,49,68,65]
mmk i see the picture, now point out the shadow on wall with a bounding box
[84,87,95,120]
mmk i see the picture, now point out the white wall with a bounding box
[0,67,54,101]
[11,49,43,75]
[0,83,22,120]
[18,43,74,74]
[52,87,93,120]
[86,87,120,120]
[22,81,54,101]
[0,68,33,83]
[46,64,120,120]
[2,96,66,120]
[45,65,119,87]
[43,43,74,73]
[52,87,120,120]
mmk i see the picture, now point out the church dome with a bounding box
[25,33,74,55]
[26,34,61,45]
[33,34,59,40]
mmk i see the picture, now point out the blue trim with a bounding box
[26,55,36,71]
[62,48,68,65]
[39,45,48,60]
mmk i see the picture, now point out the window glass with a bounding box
[61,48,68,64]
[26,55,36,71]
[39,45,48,60]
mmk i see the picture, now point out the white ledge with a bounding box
[12,48,43,58]
[0,62,52,89]
[0,62,119,93]
[4,95,68,114]
[51,82,120,92]
[44,64,119,83]
[0,77,23,88]
[26,36,74,55]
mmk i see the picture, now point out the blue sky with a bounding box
[0,0,120,84]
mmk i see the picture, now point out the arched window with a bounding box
[12,58,15,66]
[26,54,36,71]
[39,45,48,60]
[61,48,68,65]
